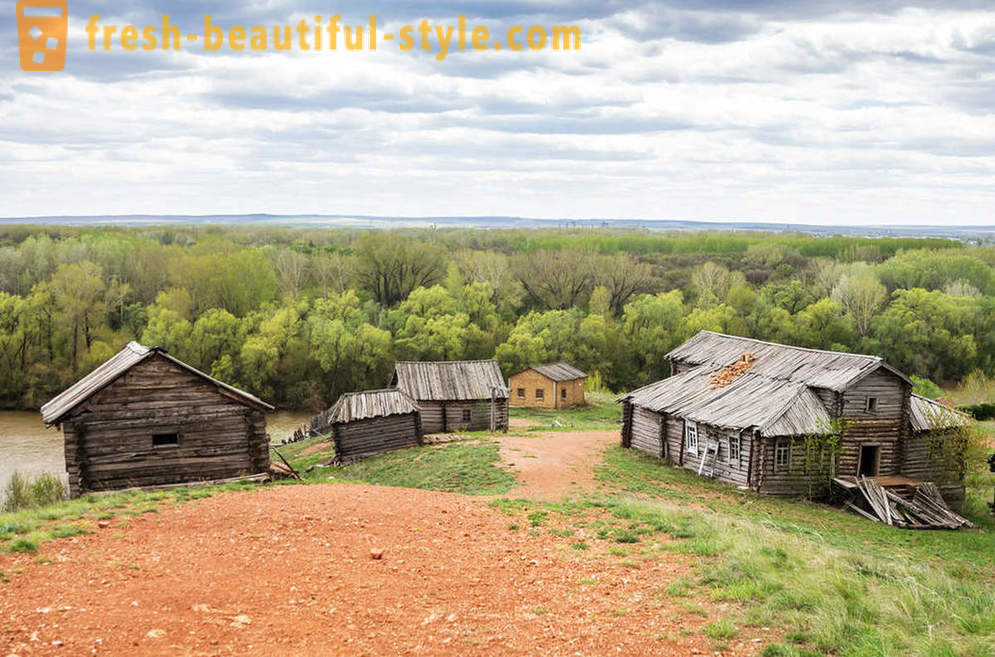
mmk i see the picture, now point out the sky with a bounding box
[2,1,995,225]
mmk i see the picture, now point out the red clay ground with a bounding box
[496,430,618,500]
[0,484,766,657]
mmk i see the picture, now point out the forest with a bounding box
[0,225,992,411]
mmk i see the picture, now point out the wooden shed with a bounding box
[40,342,274,497]
[391,360,509,433]
[509,362,586,409]
[308,389,423,462]
[619,331,970,506]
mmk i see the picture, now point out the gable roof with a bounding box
[324,389,419,425]
[40,342,274,426]
[525,362,587,382]
[666,331,911,392]
[620,367,833,437]
[393,360,508,401]
[909,394,971,432]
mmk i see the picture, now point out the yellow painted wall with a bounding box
[509,370,585,408]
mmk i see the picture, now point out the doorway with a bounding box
[858,445,880,477]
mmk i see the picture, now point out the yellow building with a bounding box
[509,363,586,409]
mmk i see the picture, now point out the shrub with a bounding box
[1,472,68,513]
[958,403,995,421]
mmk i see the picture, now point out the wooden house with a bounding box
[392,360,508,433]
[308,389,422,462]
[619,331,970,505]
[40,342,274,497]
[509,362,586,409]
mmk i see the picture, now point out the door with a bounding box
[858,445,880,477]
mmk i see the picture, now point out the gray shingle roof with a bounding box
[527,362,587,382]
[393,360,508,401]
[324,389,419,425]
[40,341,274,426]
[909,394,970,432]
[666,331,911,392]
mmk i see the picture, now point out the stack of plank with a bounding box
[709,353,757,388]
[846,477,975,530]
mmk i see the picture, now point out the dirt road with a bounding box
[496,429,618,500]
[0,483,765,657]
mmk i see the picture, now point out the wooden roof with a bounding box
[524,362,587,382]
[323,389,419,425]
[621,367,833,437]
[40,342,274,426]
[393,360,508,401]
[667,331,912,392]
[909,394,971,432]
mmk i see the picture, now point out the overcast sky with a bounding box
[3,1,995,225]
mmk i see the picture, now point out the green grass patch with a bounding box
[509,392,620,431]
[2,472,68,512]
[703,619,740,640]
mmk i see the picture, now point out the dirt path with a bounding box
[496,426,619,500]
[0,484,765,657]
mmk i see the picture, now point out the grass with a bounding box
[2,472,68,512]
[508,391,620,432]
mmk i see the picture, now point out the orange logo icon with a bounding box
[17,0,68,71]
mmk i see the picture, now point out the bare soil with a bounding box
[496,430,618,500]
[0,484,764,657]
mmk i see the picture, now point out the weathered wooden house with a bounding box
[619,331,970,504]
[41,342,274,497]
[308,389,422,462]
[509,362,587,409]
[392,360,509,433]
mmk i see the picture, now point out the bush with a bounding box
[958,403,995,421]
[1,472,68,513]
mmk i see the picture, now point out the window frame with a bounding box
[865,397,878,413]
[561,388,567,400]
[535,388,544,400]
[461,408,472,423]
[728,435,740,463]
[517,387,525,398]
[774,439,790,472]
[152,432,180,448]
[684,421,699,455]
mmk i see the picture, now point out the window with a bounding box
[462,409,472,423]
[775,440,790,471]
[152,432,179,447]
[729,435,740,462]
[517,388,525,398]
[684,421,698,455]
[865,397,878,413]
[561,388,567,400]
[535,388,544,400]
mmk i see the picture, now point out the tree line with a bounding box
[0,225,992,410]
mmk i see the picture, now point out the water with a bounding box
[0,410,311,501]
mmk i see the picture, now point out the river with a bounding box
[0,410,311,503]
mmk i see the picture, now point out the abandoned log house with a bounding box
[391,360,509,433]
[509,362,587,409]
[40,342,274,497]
[308,389,423,462]
[619,331,970,505]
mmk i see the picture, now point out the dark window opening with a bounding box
[152,432,179,447]
[517,388,525,398]
[462,409,472,423]
[561,388,567,399]
[535,389,544,400]
[865,397,878,412]
[859,445,880,477]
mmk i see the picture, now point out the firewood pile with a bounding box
[846,477,975,530]
[709,353,757,388]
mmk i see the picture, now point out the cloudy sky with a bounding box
[3,1,995,225]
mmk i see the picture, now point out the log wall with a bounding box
[332,412,422,460]
[63,355,269,496]
[838,369,908,478]
[418,398,509,433]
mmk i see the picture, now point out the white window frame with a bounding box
[774,439,790,471]
[729,435,741,463]
[684,421,699,455]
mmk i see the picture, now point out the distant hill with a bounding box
[1,214,992,239]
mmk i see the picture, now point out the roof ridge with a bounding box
[691,331,881,361]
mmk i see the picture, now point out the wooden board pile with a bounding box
[709,353,757,388]
[846,477,975,530]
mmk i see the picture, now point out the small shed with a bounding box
[392,360,508,433]
[309,389,423,462]
[41,342,274,497]
[509,362,587,409]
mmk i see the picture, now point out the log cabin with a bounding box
[40,342,274,497]
[509,362,586,409]
[619,331,970,505]
[308,389,423,462]
[391,360,509,433]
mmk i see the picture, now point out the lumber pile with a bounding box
[847,477,975,530]
[709,353,757,388]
